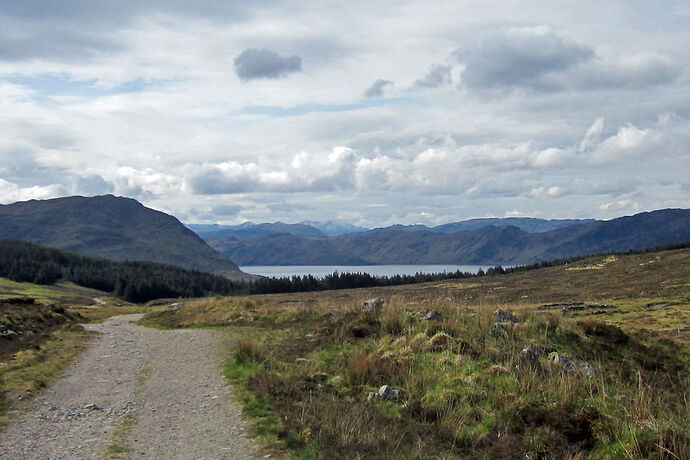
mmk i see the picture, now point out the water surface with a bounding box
[239,264,499,279]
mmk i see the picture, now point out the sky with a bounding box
[1,0,689,227]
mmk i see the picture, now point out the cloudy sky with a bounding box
[1,1,689,226]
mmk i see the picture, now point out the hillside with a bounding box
[0,195,244,277]
[208,209,690,265]
[144,247,690,458]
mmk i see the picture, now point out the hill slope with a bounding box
[0,195,242,276]
[209,209,690,265]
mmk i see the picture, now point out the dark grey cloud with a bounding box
[413,64,452,89]
[72,174,114,195]
[211,204,243,217]
[455,28,593,91]
[0,1,258,24]
[187,168,255,194]
[234,48,302,81]
[363,79,392,98]
[0,24,121,62]
[0,0,262,62]
[0,148,66,186]
[574,55,680,89]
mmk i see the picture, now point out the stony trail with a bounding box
[0,314,259,459]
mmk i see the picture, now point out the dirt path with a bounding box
[0,314,260,459]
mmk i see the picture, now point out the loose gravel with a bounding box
[0,314,259,459]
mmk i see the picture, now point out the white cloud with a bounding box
[0,1,687,225]
[0,178,64,203]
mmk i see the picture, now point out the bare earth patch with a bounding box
[0,314,259,459]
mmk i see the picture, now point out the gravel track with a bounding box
[0,314,259,459]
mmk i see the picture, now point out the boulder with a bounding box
[363,298,384,315]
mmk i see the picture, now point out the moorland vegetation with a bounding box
[144,247,690,458]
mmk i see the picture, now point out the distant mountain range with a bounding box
[0,195,247,279]
[187,217,594,240]
[187,220,369,238]
[199,210,690,265]
[2,196,688,271]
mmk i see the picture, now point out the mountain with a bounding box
[367,224,431,234]
[191,216,591,242]
[299,220,369,236]
[201,222,325,240]
[432,217,595,234]
[207,209,690,265]
[0,195,247,278]
[186,222,254,234]
[186,220,368,238]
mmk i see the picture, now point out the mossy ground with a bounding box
[144,248,690,459]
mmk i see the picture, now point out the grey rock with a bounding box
[363,298,384,315]
[423,311,443,321]
[519,345,537,366]
[378,385,391,399]
[494,309,519,323]
[388,389,402,401]
[492,322,509,338]
[548,352,595,378]
[368,385,404,402]
[0,324,19,339]
[311,373,328,383]
[574,360,596,378]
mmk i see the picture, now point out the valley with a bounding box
[1,246,688,458]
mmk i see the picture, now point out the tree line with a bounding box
[1,239,688,303]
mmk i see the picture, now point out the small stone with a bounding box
[519,345,538,367]
[548,352,595,378]
[574,360,596,378]
[492,322,509,338]
[494,309,519,323]
[378,385,391,399]
[388,389,402,401]
[311,373,328,383]
[423,311,442,321]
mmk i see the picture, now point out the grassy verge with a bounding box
[143,248,690,459]
[0,281,141,427]
[0,323,97,425]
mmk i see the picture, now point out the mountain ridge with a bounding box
[0,195,247,278]
[188,216,595,240]
[206,209,690,265]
